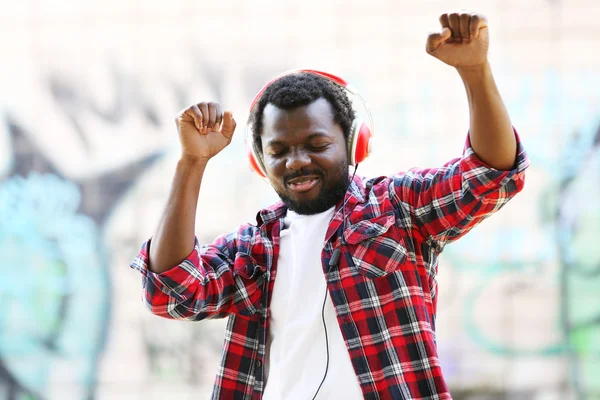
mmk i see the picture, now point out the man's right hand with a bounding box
[175,102,237,161]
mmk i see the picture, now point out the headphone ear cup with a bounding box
[347,120,358,165]
[245,127,267,178]
[347,120,373,165]
[247,145,266,178]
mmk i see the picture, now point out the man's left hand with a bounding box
[426,11,489,69]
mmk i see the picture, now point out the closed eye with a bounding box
[267,142,330,157]
[308,144,329,151]
[269,148,286,157]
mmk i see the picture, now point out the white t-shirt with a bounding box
[262,207,363,399]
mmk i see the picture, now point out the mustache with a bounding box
[284,168,324,184]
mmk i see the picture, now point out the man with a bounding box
[130,11,528,399]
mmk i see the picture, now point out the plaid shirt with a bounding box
[131,132,528,399]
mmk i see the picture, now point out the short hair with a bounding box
[249,72,356,156]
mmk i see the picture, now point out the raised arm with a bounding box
[426,11,517,170]
[390,11,528,248]
[149,102,236,274]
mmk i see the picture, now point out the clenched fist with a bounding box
[175,102,236,161]
[426,11,489,69]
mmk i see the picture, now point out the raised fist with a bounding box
[175,102,236,161]
[426,11,489,69]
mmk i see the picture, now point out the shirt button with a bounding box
[256,360,262,368]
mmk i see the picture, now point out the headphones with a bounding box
[245,69,375,178]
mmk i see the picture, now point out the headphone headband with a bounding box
[248,69,353,112]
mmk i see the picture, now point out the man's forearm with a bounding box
[149,156,208,274]
[458,61,517,170]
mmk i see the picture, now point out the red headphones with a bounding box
[245,69,374,178]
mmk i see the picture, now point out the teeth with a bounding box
[288,177,318,191]
[290,177,316,184]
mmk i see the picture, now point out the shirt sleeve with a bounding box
[389,129,529,249]
[129,233,238,321]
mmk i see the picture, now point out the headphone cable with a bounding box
[311,164,358,400]
[311,285,331,400]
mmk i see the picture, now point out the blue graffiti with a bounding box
[0,172,108,398]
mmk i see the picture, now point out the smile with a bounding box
[287,176,320,193]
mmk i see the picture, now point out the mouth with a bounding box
[286,175,320,193]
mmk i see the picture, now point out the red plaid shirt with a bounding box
[131,132,528,399]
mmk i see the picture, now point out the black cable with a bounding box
[310,164,358,400]
[341,164,359,243]
[311,286,331,400]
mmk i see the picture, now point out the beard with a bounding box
[275,160,351,215]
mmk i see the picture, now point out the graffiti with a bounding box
[437,67,600,398]
[554,120,600,398]
[0,114,160,399]
[47,69,161,151]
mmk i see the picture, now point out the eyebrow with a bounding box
[266,132,332,147]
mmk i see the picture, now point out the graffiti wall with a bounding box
[1,0,598,399]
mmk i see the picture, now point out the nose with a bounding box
[285,148,311,171]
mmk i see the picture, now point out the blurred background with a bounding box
[1,0,599,399]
